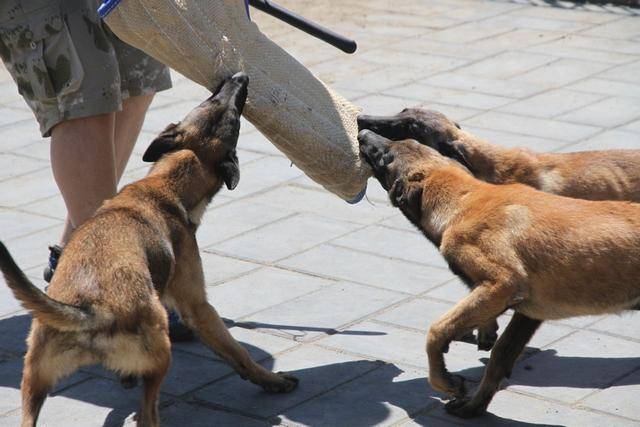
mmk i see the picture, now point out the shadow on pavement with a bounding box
[1,314,638,426]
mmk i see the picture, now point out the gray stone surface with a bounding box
[1,0,639,425]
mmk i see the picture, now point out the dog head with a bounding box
[359,129,451,224]
[143,72,249,190]
[358,108,461,151]
[358,108,475,173]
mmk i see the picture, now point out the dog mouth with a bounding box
[358,114,391,136]
[206,72,249,114]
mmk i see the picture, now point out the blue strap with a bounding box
[345,185,367,204]
[98,0,123,19]
[98,0,251,20]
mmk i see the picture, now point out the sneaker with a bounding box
[168,310,195,342]
[43,245,63,283]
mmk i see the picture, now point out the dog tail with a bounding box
[0,241,98,331]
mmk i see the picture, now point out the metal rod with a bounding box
[248,0,357,54]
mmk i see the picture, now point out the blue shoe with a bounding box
[168,310,195,342]
[43,245,63,283]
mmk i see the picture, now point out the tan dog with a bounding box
[359,108,640,349]
[358,129,640,418]
[0,73,298,427]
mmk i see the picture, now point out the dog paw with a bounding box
[431,373,466,398]
[445,397,486,418]
[261,372,299,394]
[447,373,467,398]
[477,331,497,351]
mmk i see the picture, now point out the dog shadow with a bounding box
[1,314,638,426]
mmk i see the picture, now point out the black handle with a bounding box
[248,0,357,54]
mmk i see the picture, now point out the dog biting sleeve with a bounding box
[103,0,370,201]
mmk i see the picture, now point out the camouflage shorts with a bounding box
[0,0,172,137]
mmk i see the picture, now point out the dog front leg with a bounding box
[445,312,541,418]
[182,302,298,393]
[427,281,518,398]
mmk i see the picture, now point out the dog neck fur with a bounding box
[457,133,541,187]
[416,166,479,246]
[148,150,220,226]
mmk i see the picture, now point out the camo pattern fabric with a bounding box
[0,0,171,136]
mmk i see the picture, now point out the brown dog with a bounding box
[358,129,640,418]
[0,73,298,427]
[359,108,640,349]
[359,108,640,202]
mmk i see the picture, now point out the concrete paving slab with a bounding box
[280,244,454,295]
[509,330,640,404]
[205,267,332,321]
[214,213,358,263]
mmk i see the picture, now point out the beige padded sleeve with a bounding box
[105,0,370,201]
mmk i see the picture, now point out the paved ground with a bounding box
[1,0,640,425]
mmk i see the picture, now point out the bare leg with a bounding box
[114,94,154,183]
[52,94,154,245]
[51,114,117,244]
[446,312,541,418]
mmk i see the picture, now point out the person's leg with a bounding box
[114,94,154,182]
[53,94,153,246]
[50,113,117,245]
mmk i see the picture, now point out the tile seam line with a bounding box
[573,364,640,409]
[493,90,612,120]
[554,110,640,147]
[309,1,531,71]
[500,387,640,423]
[311,341,430,372]
[327,241,451,271]
[379,58,558,109]
[348,46,535,102]
[273,259,443,297]
[502,1,637,18]
[275,261,442,297]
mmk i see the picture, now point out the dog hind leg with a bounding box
[21,326,94,426]
[136,344,170,427]
[446,312,541,418]
[21,361,49,427]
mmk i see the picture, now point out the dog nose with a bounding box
[231,71,249,87]
[358,129,390,152]
[213,72,249,114]
[357,114,385,133]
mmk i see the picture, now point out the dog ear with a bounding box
[143,123,181,162]
[390,178,423,221]
[439,140,473,172]
[219,150,240,190]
